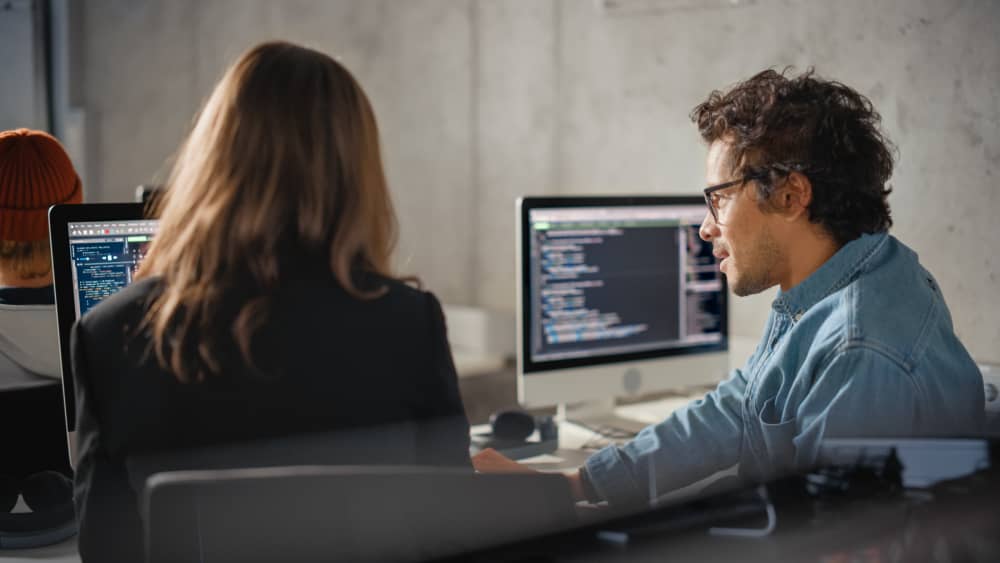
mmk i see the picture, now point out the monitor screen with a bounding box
[66,219,158,318]
[517,196,728,410]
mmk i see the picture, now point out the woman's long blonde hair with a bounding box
[139,41,399,382]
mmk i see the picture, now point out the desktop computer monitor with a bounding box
[516,196,729,430]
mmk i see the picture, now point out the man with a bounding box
[474,69,984,508]
[0,128,82,542]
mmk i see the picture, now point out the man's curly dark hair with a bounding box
[691,68,895,246]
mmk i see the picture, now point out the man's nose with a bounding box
[699,211,718,242]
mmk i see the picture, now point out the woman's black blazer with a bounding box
[71,273,471,562]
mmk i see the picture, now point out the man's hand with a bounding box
[473,448,588,502]
[472,448,537,474]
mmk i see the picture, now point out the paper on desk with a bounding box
[519,454,565,464]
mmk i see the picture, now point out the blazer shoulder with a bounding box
[370,275,442,313]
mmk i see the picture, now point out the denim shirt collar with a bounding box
[772,232,889,319]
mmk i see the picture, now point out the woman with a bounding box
[72,41,470,562]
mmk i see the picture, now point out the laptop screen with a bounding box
[66,219,158,318]
[49,203,155,436]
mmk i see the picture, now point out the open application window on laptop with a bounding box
[49,203,157,434]
[65,219,157,318]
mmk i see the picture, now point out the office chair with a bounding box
[144,465,578,563]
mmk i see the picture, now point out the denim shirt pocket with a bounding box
[756,396,798,479]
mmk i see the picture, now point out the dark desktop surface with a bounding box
[453,439,1000,563]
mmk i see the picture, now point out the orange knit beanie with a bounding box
[0,128,83,241]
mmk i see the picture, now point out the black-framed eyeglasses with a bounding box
[702,163,808,224]
[702,174,761,225]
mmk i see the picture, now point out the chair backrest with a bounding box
[144,465,577,563]
[126,423,426,495]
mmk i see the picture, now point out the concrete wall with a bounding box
[71,0,1000,365]
[0,0,49,131]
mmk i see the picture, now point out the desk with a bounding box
[471,391,718,476]
[469,390,743,508]
[467,441,1000,563]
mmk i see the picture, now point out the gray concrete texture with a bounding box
[77,0,999,364]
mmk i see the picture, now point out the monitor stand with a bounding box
[559,398,650,440]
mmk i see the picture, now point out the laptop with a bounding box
[48,203,157,442]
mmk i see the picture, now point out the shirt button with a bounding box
[793,311,803,322]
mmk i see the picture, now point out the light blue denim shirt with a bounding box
[584,232,985,506]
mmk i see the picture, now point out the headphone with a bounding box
[489,410,552,442]
[0,470,77,549]
[473,410,559,460]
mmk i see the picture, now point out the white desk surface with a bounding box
[4,393,703,562]
[472,392,703,473]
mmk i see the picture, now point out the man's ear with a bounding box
[779,172,812,221]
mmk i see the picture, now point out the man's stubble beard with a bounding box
[728,225,781,297]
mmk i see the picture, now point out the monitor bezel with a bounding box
[518,195,728,376]
[49,202,147,432]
